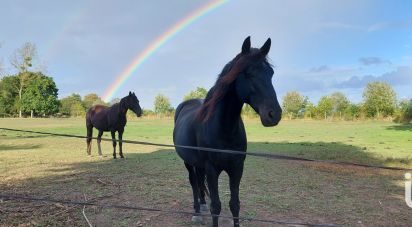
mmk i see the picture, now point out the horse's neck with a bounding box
[210,87,244,134]
[117,101,128,117]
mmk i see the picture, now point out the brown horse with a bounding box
[86,92,142,158]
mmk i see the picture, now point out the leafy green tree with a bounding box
[142,109,155,116]
[317,95,333,119]
[330,92,350,115]
[343,103,362,120]
[109,98,121,106]
[10,42,37,117]
[0,75,19,115]
[407,100,412,121]
[154,94,173,115]
[183,87,208,101]
[83,93,105,110]
[282,91,305,119]
[20,72,59,116]
[59,94,83,116]
[70,102,86,117]
[242,104,258,118]
[303,101,316,119]
[363,82,396,117]
[395,99,412,122]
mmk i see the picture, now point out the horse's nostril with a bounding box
[269,111,275,119]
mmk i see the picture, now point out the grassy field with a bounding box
[0,118,411,226]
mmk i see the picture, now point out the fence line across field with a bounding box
[1,127,411,171]
[0,194,340,227]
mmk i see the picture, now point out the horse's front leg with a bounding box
[228,163,244,227]
[118,129,124,158]
[206,161,222,227]
[110,130,117,159]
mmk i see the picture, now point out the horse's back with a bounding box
[173,99,204,166]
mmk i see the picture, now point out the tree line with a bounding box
[282,82,412,122]
[1,43,411,121]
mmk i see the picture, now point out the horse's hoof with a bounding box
[191,215,203,223]
[113,156,117,159]
[120,156,124,159]
[200,204,209,212]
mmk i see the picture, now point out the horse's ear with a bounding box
[129,91,132,96]
[260,38,271,56]
[241,36,251,54]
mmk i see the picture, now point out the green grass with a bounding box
[0,118,411,226]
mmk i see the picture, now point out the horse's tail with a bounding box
[195,167,209,198]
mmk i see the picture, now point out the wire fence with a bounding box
[0,127,411,171]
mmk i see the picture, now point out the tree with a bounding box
[70,102,86,117]
[83,93,105,110]
[183,87,208,101]
[10,42,37,117]
[330,92,350,118]
[242,104,258,118]
[407,100,412,121]
[330,92,349,112]
[109,98,121,106]
[20,72,59,117]
[154,94,173,115]
[0,76,19,115]
[282,91,305,119]
[343,103,362,120]
[363,82,396,117]
[303,101,316,119]
[317,95,333,119]
[395,99,412,122]
[59,94,83,116]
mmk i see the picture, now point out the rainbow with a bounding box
[102,0,229,102]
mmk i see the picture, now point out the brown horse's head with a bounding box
[124,91,142,117]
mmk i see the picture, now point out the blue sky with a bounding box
[0,0,411,109]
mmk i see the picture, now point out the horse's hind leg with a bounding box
[86,126,93,155]
[111,130,117,159]
[196,167,208,211]
[97,130,103,156]
[185,163,202,223]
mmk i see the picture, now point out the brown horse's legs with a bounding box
[118,129,124,158]
[97,131,103,156]
[111,130,117,159]
[86,126,93,155]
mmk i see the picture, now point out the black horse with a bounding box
[173,37,282,227]
[86,92,142,158]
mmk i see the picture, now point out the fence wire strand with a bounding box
[0,127,410,171]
